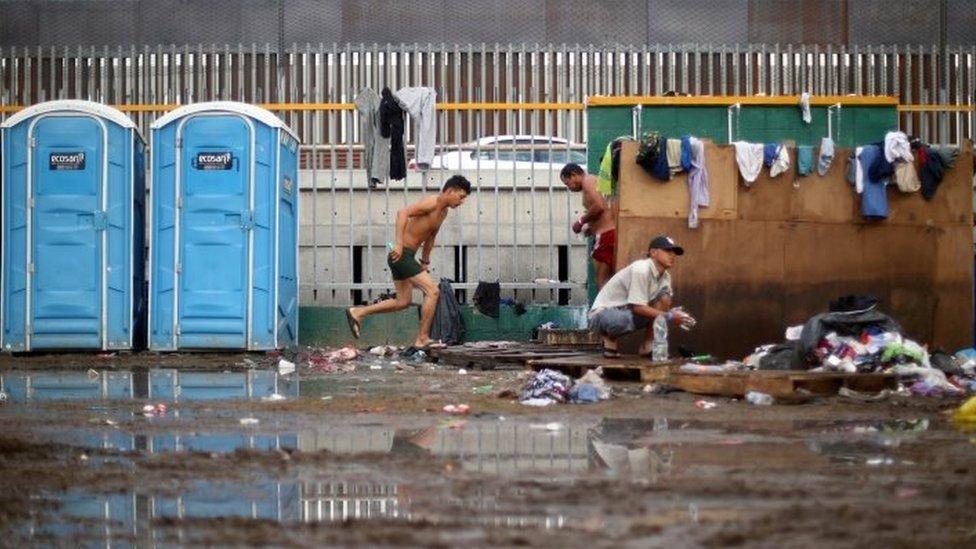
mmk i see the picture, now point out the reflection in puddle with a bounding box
[0,369,297,402]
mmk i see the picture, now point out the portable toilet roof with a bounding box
[150,101,298,141]
[1,99,144,140]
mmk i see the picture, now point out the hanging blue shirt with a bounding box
[858,145,888,220]
[763,143,779,167]
[680,135,693,172]
[796,145,815,176]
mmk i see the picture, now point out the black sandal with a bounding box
[345,308,361,339]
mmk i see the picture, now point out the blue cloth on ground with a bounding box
[858,145,888,219]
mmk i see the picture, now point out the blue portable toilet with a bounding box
[1,100,146,352]
[149,102,299,351]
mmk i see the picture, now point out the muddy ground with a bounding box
[0,350,974,547]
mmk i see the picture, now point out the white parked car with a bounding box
[409,135,587,171]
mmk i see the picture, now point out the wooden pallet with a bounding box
[527,354,681,382]
[536,329,601,346]
[429,343,591,369]
[667,370,898,399]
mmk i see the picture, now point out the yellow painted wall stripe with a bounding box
[586,95,899,107]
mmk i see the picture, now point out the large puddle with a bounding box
[2,368,973,546]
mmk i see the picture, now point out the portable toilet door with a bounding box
[149,102,299,351]
[1,100,146,352]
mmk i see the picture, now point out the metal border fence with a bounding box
[2,43,973,306]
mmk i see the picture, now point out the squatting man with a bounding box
[588,235,696,358]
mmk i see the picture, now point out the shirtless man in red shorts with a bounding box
[560,163,618,289]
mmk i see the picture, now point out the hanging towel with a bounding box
[354,88,390,186]
[680,135,693,172]
[380,87,407,180]
[817,137,835,176]
[596,141,615,196]
[894,161,921,193]
[883,131,912,164]
[854,146,865,194]
[796,145,815,176]
[666,138,684,175]
[733,141,764,185]
[395,86,437,169]
[763,143,779,167]
[687,137,710,229]
[858,145,888,219]
[769,145,791,177]
[799,92,812,124]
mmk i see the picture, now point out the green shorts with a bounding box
[388,247,423,280]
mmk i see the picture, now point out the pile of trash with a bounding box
[301,346,359,374]
[744,295,976,396]
[519,368,612,406]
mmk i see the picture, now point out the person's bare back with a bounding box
[579,174,616,236]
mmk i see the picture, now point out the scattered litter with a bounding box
[520,397,556,407]
[370,365,382,370]
[87,369,99,379]
[442,404,470,415]
[679,361,749,374]
[785,325,804,341]
[472,385,494,394]
[688,503,700,523]
[320,396,333,401]
[261,393,286,402]
[239,417,260,426]
[745,391,774,406]
[369,345,400,356]
[519,369,572,405]
[306,346,359,373]
[643,384,656,393]
[694,399,717,410]
[104,419,118,427]
[955,396,976,423]
[278,358,296,375]
[0,391,7,404]
[458,368,467,375]
[572,368,612,400]
[79,454,89,462]
[141,403,167,416]
[96,352,116,359]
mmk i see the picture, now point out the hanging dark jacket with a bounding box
[380,87,407,180]
[919,144,946,200]
[473,281,501,319]
[430,278,466,345]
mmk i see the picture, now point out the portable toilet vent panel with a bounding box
[1,100,146,352]
[149,102,299,351]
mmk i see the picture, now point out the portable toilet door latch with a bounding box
[240,210,255,231]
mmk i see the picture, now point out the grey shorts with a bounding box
[588,306,651,337]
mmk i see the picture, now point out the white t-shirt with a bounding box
[590,258,672,312]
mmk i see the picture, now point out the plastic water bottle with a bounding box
[745,391,774,406]
[652,315,669,361]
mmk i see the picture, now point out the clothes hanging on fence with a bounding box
[894,160,921,192]
[883,131,913,164]
[395,86,437,169]
[763,143,779,167]
[918,144,946,200]
[796,145,814,176]
[931,145,959,169]
[769,144,791,177]
[687,136,710,229]
[858,145,888,219]
[680,135,693,172]
[354,87,390,187]
[666,138,684,175]
[817,137,835,176]
[853,147,865,193]
[868,144,895,181]
[430,278,466,345]
[636,131,670,181]
[799,92,812,124]
[733,141,764,185]
[380,87,407,180]
[473,281,501,319]
[596,137,627,197]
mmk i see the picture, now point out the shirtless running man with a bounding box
[560,163,618,288]
[346,175,471,349]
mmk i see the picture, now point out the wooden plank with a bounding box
[537,329,601,346]
[668,370,897,398]
[528,355,679,382]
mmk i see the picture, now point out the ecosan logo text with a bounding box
[195,152,233,170]
[49,152,86,170]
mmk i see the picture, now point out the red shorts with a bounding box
[592,229,616,267]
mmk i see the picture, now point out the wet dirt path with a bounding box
[1,353,974,547]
